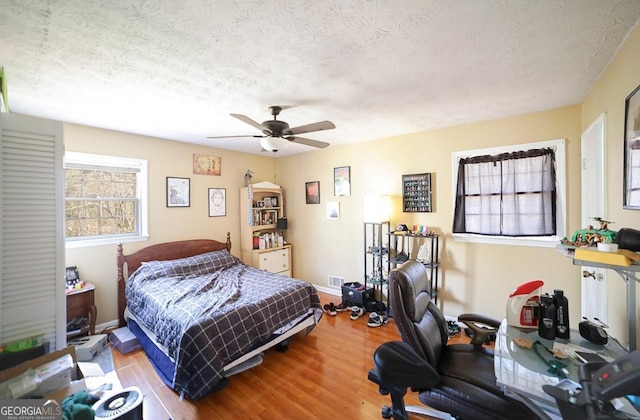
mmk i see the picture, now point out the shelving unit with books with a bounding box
[240,182,292,276]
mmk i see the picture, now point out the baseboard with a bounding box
[314,285,341,297]
[96,319,120,334]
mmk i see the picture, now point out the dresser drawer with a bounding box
[257,247,290,274]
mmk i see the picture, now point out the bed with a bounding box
[116,233,323,400]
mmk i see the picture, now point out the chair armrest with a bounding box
[458,313,501,328]
[457,313,501,350]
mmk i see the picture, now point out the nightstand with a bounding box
[66,282,97,337]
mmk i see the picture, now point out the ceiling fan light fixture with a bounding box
[260,137,288,152]
[215,107,334,152]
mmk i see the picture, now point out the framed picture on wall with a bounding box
[402,173,432,212]
[326,201,339,220]
[334,166,351,196]
[193,154,221,176]
[208,188,226,216]
[305,181,320,204]
[624,84,640,209]
[167,177,190,207]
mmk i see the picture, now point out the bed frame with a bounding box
[115,232,319,395]
[116,233,232,327]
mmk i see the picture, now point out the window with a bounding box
[452,139,566,247]
[64,152,148,247]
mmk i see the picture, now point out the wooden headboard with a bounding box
[116,232,231,327]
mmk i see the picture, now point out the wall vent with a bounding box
[328,275,345,288]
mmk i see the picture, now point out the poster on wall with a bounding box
[208,188,226,216]
[326,201,339,220]
[193,154,222,176]
[305,181,320,204]
[167,177,190,207]
[334,166,351,196]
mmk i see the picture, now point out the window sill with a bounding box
[65,235,149,249]
[452,233,562,248]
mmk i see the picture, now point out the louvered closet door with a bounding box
[1,113,66,350]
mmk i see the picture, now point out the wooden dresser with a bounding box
[251,245,292,277]
[66,282,97,337]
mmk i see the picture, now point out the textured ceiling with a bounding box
[1,1,640,156]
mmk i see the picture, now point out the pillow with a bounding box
[133,249,239,281]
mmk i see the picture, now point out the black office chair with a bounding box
[368,260,537,420]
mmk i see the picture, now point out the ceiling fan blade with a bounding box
[206,134,264,139]
[284,120,335,136]
[230,113,271,134]
[287,136,330,149]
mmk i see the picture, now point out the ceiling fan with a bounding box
[208,106,335,152]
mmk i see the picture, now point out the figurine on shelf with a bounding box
[416,243,430,263]
[243,169,253,187]
[592,217,612,231]
[561,217,617,247]
[66,279,85,291]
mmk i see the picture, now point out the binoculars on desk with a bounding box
[579,319,608,345]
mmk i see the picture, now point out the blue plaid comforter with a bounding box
[125,249,322,400]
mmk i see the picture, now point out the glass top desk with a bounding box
[494,319,631,419]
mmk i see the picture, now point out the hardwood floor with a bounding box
[111,292,471,419]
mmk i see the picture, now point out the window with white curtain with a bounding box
[452,139,566,247]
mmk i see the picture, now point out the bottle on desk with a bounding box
[554,289,570,339]
[538,293,556,340]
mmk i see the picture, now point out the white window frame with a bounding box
[64,152,149,248]
[451,139,566,248]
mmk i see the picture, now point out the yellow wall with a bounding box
[63,23,640,348]
[277,106,584,332]
[581,22,640,347]
[63,123,277,325]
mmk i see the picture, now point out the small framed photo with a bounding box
[334,166,351,196]
[305,181,320,204]
[208,188,226,217]
[327,201,340,220]
[264,210,277,225]
[167,177,190,207]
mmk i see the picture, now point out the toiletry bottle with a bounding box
[538,293,556,340]
[554,289,570,339]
